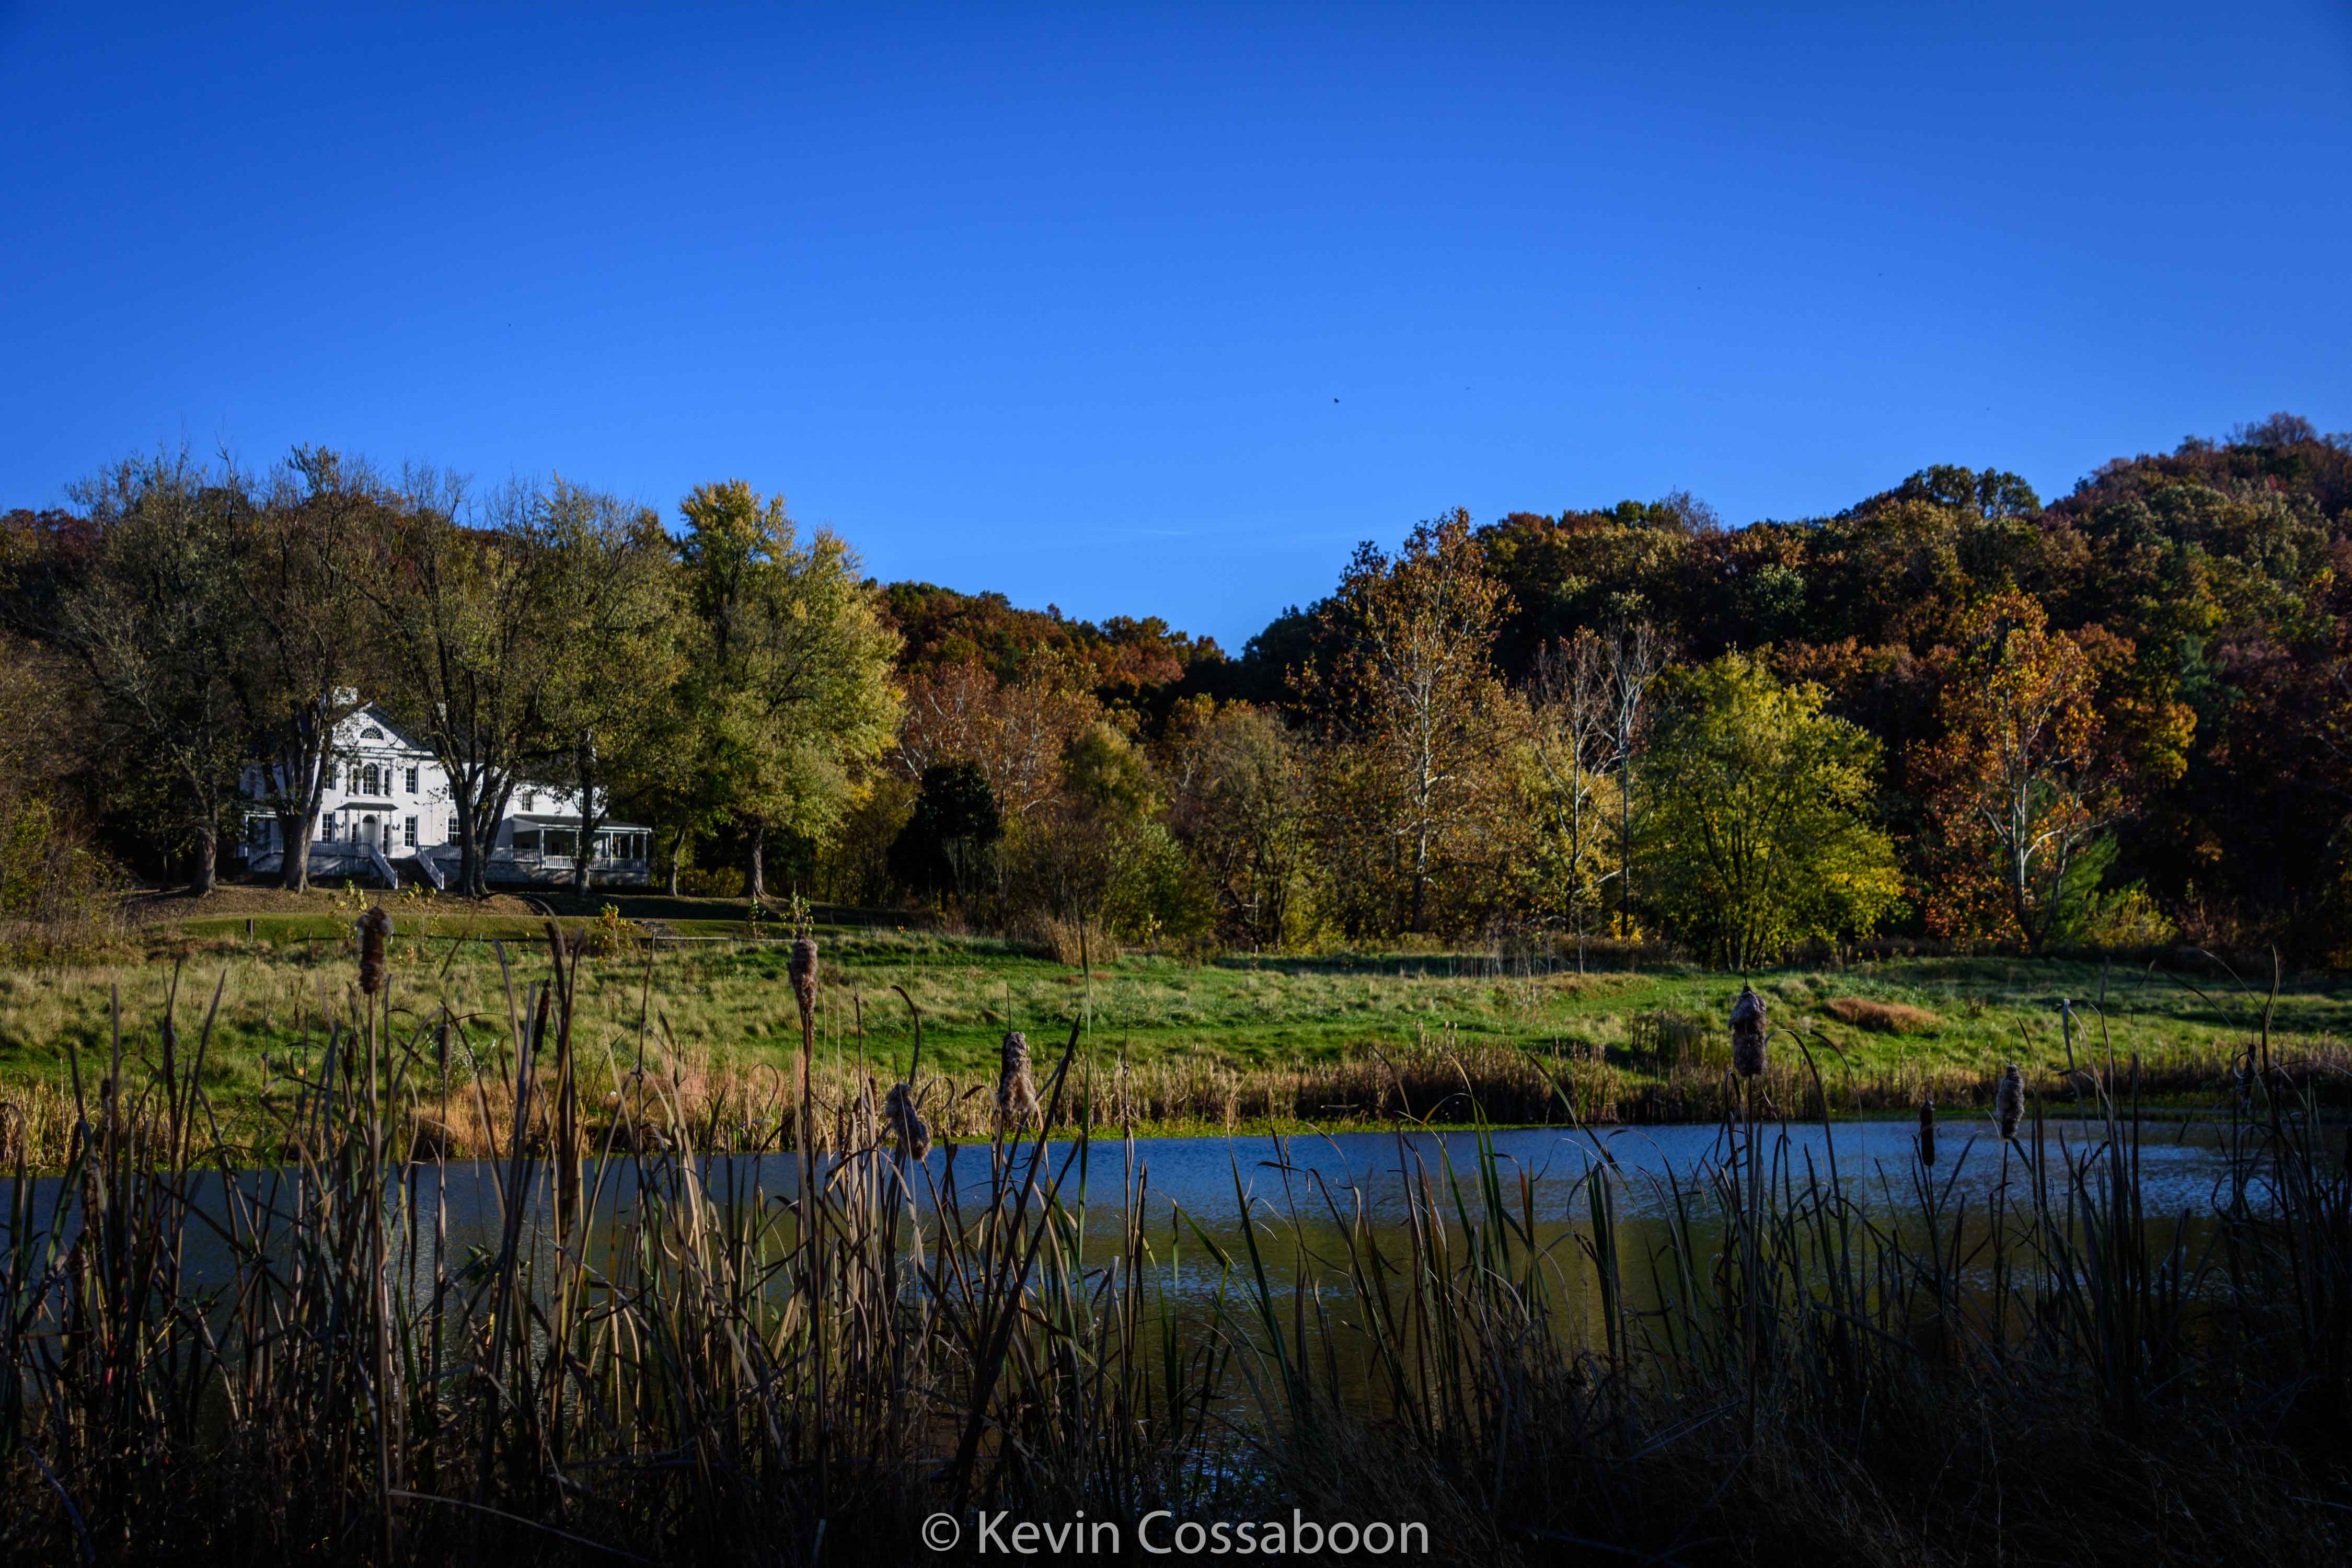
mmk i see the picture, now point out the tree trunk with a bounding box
[277,808,315,892]
[570,733,600,896]
[189,822,218,895]
[1619,758,1634,935]
[744,822,767,906]
[451,777,482,899]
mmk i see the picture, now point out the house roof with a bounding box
[511,813,651,832]
[345,705,433,755]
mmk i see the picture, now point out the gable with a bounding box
[339,704,432,756]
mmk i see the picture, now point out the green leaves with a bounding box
[1642,652,1901,968]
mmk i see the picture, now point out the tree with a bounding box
[1006,721,1150,929]
[528,479,679,894]
[57,453,250,893]
[893,656,1100,826]
[222,448,377,891]
[1642,653,1901,969]
[1166,701,1312,950]
[1891,465,2041,521]
[887,760,1002,902]
[1913,592,2129,949]
[362,474,604,898]
[676,480,901,904]
[1524,631,1621,954]
[1601,621,1666,932]
[1310,509,1516,935]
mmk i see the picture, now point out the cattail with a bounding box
[844,1078,879,1148]
[356,906,394,995]
[787,936,818,1023]
[1994,1063,2024,1140]
[996,1030,1041,1131]
[1917,1097,1937,1168]
[885,1082,930,1162]
[1730,984,1767,1079]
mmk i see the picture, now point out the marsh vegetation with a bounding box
[0,927,2347,1564]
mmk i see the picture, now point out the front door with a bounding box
[362,815,379,848]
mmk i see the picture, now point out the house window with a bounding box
[405,815,418,847]
[447,816,462,840]
[363,726,383,741]
[322,816,338,843]
[405,767,419,793]
[522,791,538,812]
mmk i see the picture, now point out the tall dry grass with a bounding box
[0,927,2345,1563]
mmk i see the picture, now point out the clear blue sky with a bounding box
[5,3,2349,650]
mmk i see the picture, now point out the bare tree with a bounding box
[1602,621,1666,934]
[1526,630,1618,964]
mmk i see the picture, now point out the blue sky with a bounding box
[4,3,2349,650]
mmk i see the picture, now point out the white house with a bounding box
[236,705,653,888]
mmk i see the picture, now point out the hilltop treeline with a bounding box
[4,413,2349,963]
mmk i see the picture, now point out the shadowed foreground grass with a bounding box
[0,926,2346,1564]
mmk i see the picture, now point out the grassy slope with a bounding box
[2,891,2343,1122]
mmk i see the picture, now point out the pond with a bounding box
[5,1113,2262,1317]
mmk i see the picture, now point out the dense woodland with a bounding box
[4,412,2350,964]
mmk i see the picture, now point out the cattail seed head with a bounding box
[1994,1063,2025,1140]
[996,1031,1041,1129]
[1917,1097,1937,1168]
[884,1081,930,1162]
[787,936,818,1019]
[1730,984,1767,1079]
[356,906,394,995]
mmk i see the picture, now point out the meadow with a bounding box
[0,890,2344,1167]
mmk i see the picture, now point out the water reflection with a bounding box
[4,1115,2253,1316]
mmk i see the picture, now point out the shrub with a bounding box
[1823,996,1942,1034]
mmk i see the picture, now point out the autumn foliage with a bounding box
[7,414,2352,963]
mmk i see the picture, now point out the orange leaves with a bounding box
[1911,592,2132,947]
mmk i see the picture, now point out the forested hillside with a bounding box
[5,413,2349,963]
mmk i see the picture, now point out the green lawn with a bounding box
[0,900,2341,1122]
